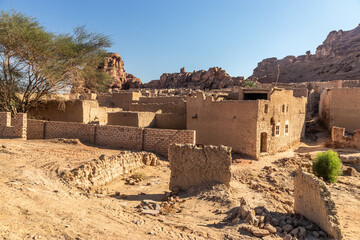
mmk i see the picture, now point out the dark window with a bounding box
[243,93,268,100]
[264,104,268,113]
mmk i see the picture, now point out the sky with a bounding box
[1,0,360,83]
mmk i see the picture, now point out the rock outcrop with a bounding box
[144,67,244,89]
[251,24,360,83]
[72,53,141,93]
[101,53,142,90]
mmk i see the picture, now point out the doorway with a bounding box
[260,132,268,152]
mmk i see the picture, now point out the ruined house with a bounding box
[320,87,360,133]
[186,88,307,159]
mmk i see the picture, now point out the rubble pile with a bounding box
[137,187,185,216]
[227,198,329,239]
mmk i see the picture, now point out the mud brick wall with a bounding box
[155,113,186,129]
[45,121,96,143]
[0,112,27,139]
[95,125,143,150]
[294,170,342,239]
[168,144,232,191]
[331,126,360,149]
[27,119,45,139]
[143,128,195,156]
[129,101,186,114]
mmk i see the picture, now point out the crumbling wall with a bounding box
[95,125,143,150]
[294,170,342,239]
[168,144,232,191]
[61,151,158,188]
[155,113,186,129]
[27,119,45,139]
[143,129,195,156]
[45,121,96,143]
[331,126,360,149]
[0,112,27,139]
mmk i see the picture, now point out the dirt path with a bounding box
[0,139,359,240]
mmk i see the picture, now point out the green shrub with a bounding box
[243,80,257,87]
[312,150,342,183]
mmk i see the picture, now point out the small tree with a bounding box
[312,150,342,183]
[0,10,111,114]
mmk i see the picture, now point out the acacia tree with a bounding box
[0,10,112,114]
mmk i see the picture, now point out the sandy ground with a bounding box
[0,138,359,240]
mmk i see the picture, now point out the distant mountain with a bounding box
[144,67,244,89]
[251,24,360,83]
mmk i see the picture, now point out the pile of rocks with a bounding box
[138,200,162,215]
[227,198,329,239]
[124,173,145,185]
[137,187,184,216]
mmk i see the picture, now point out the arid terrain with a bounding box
[0,137,359,240]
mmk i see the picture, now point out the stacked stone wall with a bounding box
[143,128,195,156]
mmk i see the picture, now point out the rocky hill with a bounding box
[144,67,244,89]
[101,53,142,90]
[251,24,360,83]
[72,53,141,93]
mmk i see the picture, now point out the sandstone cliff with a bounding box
[101,53,142,90]
[72,53,141,93]
[251,24,360,83]
[144,67,244,89]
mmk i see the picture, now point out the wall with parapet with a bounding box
[187,92,258,158]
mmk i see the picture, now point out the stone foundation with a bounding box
[60,151,158,189]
